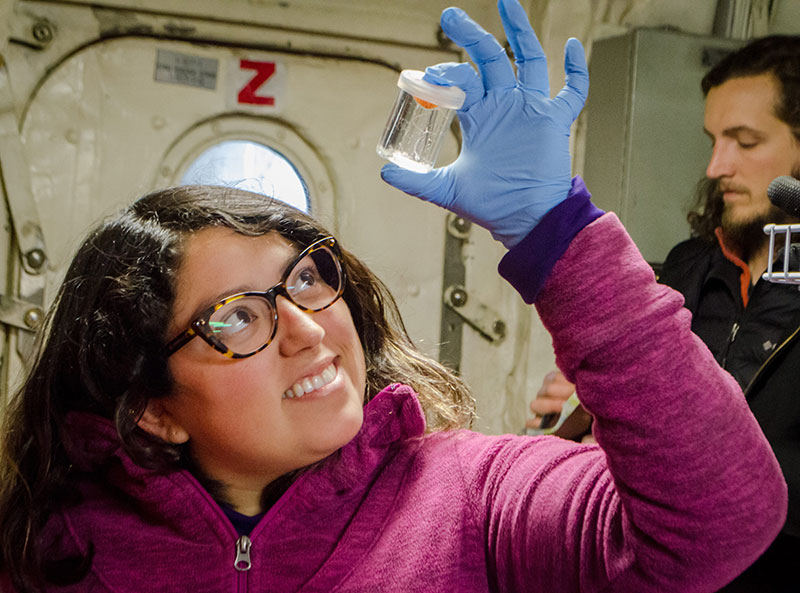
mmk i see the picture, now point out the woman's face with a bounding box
[154,227,366,506]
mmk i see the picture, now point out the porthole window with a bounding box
[179,140,309,212]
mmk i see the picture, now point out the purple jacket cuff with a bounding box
[498,176,603,304]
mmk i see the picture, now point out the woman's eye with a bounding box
[212,307,258,335]
[290,266,320,294]
[297,268,319,288]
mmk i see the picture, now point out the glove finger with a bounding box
[498,0,549,96]
[424,63,484,111]
[552,38,589,122]
[380,163,455,209]
[440,7,516,91]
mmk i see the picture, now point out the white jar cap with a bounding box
[397,70,466,110]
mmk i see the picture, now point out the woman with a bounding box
[0,1,787,591]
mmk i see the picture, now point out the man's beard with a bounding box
[719,165,800,261]
[721,204,794,262]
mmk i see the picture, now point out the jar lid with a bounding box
[397,70,466,110]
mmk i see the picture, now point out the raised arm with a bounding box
[495,190,786,590]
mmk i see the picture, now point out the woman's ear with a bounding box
[137,399,190,444]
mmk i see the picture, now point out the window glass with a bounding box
[179,140,309,212]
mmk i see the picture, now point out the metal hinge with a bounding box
[443,284,506,344]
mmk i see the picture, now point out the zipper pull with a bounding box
[721,322,741,368]
[234,535,252,571]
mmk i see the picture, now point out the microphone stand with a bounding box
[762,222,800,287]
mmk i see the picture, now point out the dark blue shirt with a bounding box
[220,502,264,536]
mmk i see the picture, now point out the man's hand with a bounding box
[526,370,575,430]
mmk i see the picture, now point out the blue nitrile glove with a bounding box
[380,0,589,249]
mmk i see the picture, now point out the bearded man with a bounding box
[661,37,800,393]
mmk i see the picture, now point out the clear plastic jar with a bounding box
[376,70,465,173]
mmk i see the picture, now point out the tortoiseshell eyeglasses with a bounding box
[166,236,345,359]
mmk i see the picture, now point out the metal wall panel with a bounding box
[583,28,743,265]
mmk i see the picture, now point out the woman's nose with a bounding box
[275,296,325,356]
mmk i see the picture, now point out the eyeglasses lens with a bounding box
[207,245,342,355]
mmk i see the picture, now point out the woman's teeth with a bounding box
[283,363,336,399]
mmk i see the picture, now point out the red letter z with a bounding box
[238,60,276,105]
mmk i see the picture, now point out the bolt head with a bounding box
[492,320,506,338]
[25,248,46,270]
[24,308,43,329]
[450,288,468,307]
[32,22,53,43]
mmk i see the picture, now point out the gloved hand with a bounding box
[380,0,589,249]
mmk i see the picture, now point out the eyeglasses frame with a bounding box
[165,236,345,359]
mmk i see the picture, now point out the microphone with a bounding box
[767,175,800,218]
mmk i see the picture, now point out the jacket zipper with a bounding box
[721,321,740,368]
[235,535,252,571]
[235,535,252,593]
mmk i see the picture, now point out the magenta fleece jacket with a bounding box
[9,191,786,592]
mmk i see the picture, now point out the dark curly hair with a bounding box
[0,185,475,592]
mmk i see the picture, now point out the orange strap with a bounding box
[715,227,750,308]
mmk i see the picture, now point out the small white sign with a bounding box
[154,49,218,90]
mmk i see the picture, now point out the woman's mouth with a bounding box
[283,363,337,399]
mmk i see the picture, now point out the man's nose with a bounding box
[706,143,734,180]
